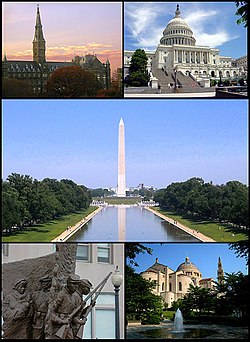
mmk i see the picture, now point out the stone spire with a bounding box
[33,4,46,63]
[217,257,224,284]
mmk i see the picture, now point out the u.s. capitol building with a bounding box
[124,5,247,88]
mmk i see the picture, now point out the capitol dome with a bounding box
[160,5,196,46]
[176,257,202,278]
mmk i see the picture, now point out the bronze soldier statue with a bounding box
[50,274,81,339]
[2,278,33,339]
[32,275,52,339]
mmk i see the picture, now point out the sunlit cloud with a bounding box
[125,2,164,49]
[125,3,239,50]
[185,10,239,47]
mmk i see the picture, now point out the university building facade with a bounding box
[2,5,111,94]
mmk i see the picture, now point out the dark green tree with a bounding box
[235,1,248,27]
[127,49,150,86]
[126,265,163,324]
[216,272,249,321]
[125,243,152,267]
[229,241,249,266]
[182,285,217,319]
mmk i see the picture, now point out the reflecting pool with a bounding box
[69,206,199,242]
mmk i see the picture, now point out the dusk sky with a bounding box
[125,1,247,58]
[127,243,248,280]
[2,99,248,189]
[2,1,122,74]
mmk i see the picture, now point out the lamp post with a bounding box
[174,67,177,90]
[111,265,123,339]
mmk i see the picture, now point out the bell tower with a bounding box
[33,4,46,63]
[217,257,224,284]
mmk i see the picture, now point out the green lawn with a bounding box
[2,207,98,243]
[93,196,141,205]
[163,310,175,320]
[153,207,248,242]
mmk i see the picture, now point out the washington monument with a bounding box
[117,118,126,197]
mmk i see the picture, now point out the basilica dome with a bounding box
[176,257,202,278]
[160,5,196,46]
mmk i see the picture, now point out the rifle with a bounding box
[75,272,112,339]
[55,300,86,339]
[55,272,112,339]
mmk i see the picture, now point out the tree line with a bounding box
[3,66,122,98]
[154,177,249,228]
[2,173,92,233]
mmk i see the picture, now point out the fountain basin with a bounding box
[137,327,217,339]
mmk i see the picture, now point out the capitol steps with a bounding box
[175,71,201,88]
[152,68,201,89]
[152,68,176,88]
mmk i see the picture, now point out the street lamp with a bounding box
[174,66,177,90]
[111,265,123,339]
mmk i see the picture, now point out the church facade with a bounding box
[140,256,224,308]
[2,5,111,94]
[124,5,247,88]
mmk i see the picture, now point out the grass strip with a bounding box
[153,207,248,242]
[2,207,98,242]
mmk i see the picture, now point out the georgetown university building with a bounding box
[2,5,111,94]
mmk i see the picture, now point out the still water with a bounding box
[69,206,199,242]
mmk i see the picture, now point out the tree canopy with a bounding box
[154,178,249,228]
[235,1,248,27]
[2,173,92,234]
[2,78,35,98]
[46,66,102,97]
[126,265,163,324]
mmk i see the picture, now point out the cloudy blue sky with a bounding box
[124,1,247,58]
[128,243,248,280]
[2,99,248,189]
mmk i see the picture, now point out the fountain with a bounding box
[173,308,184,332]
[130,307,218,339]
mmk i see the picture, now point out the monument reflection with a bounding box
[118,206,126,241]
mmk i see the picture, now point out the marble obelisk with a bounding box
[117,118,126,197]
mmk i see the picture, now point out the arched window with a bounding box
[179,282,182,291]
[162,282,165,291]
[169,283,172,291]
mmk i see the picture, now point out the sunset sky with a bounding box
[2,1,122,74]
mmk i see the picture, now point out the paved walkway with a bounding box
[51,207,103,242]
[124,92,215,98]
[146,207,215,242]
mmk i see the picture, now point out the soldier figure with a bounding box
[3,278,33,339]
[50,274,81,339]
[32,275,52,339]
